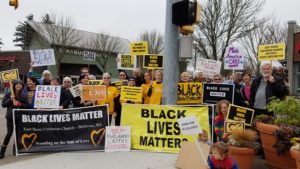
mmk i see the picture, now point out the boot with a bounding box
[0,145,7,159]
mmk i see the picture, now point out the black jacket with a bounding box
[2,92,29,120]
[233,82,248,107]
[60,87,72,109]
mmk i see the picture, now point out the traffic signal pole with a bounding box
[162,0,180,105]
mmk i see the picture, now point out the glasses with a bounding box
[119,74,126,76]
[103,77,111,79]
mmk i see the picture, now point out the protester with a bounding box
[61,77,73,109]
[141,72,152,104]
[193,70,205,82]
[80,67,89,76]
[1,80,28,159]
[73,75,94,107]
[132,68,144,87]
[28,62,52,85]
[88,75,96,80]
[233,72,248,107]
[148,70,163,105]
[119,70,128,81]
[241,71,252,104]
[213,74,223,84]
[207,142,239,169]
[50,76,60,86]
[23,77,38,108]
[214,100,230,142]
[180,72,190,83]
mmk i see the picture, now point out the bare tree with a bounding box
[138,30,164,54]
[240,19,287,75]
[88,32,122,72]
[194,0,266,62]
[35,13,81,75]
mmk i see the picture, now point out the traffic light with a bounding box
[9,0,19,9]
[172,0,200,26]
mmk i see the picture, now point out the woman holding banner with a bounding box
[148,70,163,105]
[1,80,28,159]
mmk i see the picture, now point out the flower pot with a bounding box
[290,147,300,169]
[229,146,255,169]
[256,122,297,169]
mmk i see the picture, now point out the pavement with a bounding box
[0,94,268,169]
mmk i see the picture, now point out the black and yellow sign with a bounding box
[226,104,254,126]
[120,86,142,102]
[112,80,128,93]
[0,69,19,83]
[89,80,103,85]
[177,82,203,104]
[224,121,245,134]
[130,42,148,55]
[120,54,135,69]
[143,54,163,69]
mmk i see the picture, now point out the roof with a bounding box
[26,21,130,54]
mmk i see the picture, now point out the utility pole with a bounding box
[162,0,180,105]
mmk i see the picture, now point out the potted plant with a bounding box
[255,96,300,169]
[228,129,260,169]
[290,137,300,168]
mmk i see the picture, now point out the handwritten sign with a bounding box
[258,43,286,61]
[226,104,254,126]
[224,47,244,70]
[34,85,61,108]
[120,54,135,69]
[112,80,128,93]
[130,42,148,55]
[177,82,203,104]
[69,84,82,98]
[224,121,245,134]
[30,49,56,67]
[196,58,222,79]
[82,85,106,101]
[0,69,19,83]
[178,116,203,136]
[83,51,96,61]
[105,126,131,152]
[143,54,163,69]
[120,86,142,102]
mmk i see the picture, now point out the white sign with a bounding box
[196,58,222,79]
[34,85,61,109]
[83,51,96,61]
[177,116,203,136]
[224,47,244,70]
[105,126,131,152]
[69,84,82,98]
[30,49,56,67]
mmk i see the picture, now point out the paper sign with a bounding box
[258,43,286,61]
[224,47,244,70]
[196,58,222,79]
[89,80,103,85]
[143,54,163,69]
[178,116,203,136]
[82,85,106,101]
[120,86,142,102]
[83,51,96,61]
[0,69,19,83]
[30,49,56,67]
[34,85,61,108]
[203,83,234,104]
[226,104,255,126]
[120,54,135,69]
[130,42,148,55]
[177,82,203,104]
[69,84,82,98]
[224,121,245,134]
[105,126,131,152]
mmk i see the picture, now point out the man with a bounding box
[80,67,89,76]
[213,74,223,84]
[132,68,144,87]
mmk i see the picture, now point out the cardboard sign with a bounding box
[224,121,245,133]
[120,54,135,69]
[143,54,163,69]
[30,49,56,67]
[130,41,148,55]
[196,58,222,79]
[258,43,286,61]
[120,86,142,102]
[89,80,103,85]
[83,51,96,61]
[203,83,234,104]
[105,126,131,152]
[34,85,61,109]
[69,84,82,98]
[0,69,19,83]
[112,80,128,93]
[177,82,203,104]
[224,47,244,70]
[82,85,106,101]
[226,104,254,126]
[178,116,203,136]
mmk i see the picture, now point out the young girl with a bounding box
[208,142,239,169]
[214,100,230,142]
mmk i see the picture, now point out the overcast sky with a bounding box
[0,0,300,51]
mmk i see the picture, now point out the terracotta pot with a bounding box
[290,147,300,169]
[256,122,297,169]
[229,146,255,169]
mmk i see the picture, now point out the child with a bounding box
[207,142,239,169]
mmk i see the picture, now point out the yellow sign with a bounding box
[258,43,286,61]
[120,86,142,102]
[0,69,19,83]
[112,80,128,93]
[224,121,245,134]
[121,104,209,153]
[177,82,203,104]
[120,54,135,69]
[82,85,106,101]
[130,41,148,55]
[89,80,103,85]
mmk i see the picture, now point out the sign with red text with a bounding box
[34,85,61,109]
[224,47,244,70]
[105,126,131,152]
[196,58,222,79]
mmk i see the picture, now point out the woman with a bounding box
[180,72,190,83]
[118,70,128,81]
[23,77,38,109]
[148,70,163,105]
[73,75,94,107]
[60,77,74,108]
[1,80,28,159]
[214,100,230,142]
[241,72,252,105]
[141,72,152,104]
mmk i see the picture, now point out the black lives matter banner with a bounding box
[143,54,163,69]
[226,104,254,126]
[203,83,234,104]
[13,106,109,155]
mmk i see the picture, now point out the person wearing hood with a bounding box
[0,80,28,159]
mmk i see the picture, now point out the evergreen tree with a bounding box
[13,14,34,50]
